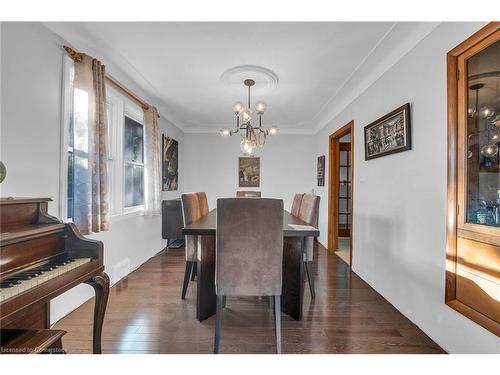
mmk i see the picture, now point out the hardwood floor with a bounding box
[54,242,445,354]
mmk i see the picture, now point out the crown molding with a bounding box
[43,22,188,132]
[45,22,442,137]
[311,22,441,134]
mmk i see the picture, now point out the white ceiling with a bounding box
[45,22,440,133]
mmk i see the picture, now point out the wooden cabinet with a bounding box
[447,22,500,336]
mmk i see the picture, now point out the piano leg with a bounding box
[85,272,110,354]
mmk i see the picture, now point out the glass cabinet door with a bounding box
[465,40,500,228]
[451,26,500,336]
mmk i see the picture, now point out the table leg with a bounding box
[281,236,305,321]
[197,235,217,321]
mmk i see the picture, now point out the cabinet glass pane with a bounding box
[339,197,348,213]
[339,150,349,165]
[339,214,348,225]
[465,40,500,227]
[339,166,348,182]
[339,183,348,197]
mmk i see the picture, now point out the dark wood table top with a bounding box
[182,209,319,237]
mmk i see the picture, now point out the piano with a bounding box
[0,197,109,354]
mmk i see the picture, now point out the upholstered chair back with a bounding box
[197,192,209,217]
[291,193,305,217]
[236,191,261,198]
[216,198,283,296]
[181,193,202,261]
[298,194,320,227]
[297,194,320,262]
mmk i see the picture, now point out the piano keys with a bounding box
[1,258,91,302]
[0,197,110,354]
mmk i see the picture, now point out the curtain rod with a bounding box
[63,45,159,117]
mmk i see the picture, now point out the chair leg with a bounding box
[214,295,224,354]
[305,261,315,299]
[181,261,194,300]
[273,295,281,354]
[191,261,197,281]
[222,295,226,308]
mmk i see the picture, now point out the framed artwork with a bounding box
[239,157,260,187]
[364,103,411,160]
[162,134,178,191]
[317,155,325,186]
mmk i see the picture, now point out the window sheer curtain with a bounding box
[73,54,110,234]
[143,106,162,215]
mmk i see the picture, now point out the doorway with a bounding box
[328,121,354,267]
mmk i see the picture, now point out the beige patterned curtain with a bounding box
[143,106,162,215]
[73,54,110,234]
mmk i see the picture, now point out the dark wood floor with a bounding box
[54,242,445,354]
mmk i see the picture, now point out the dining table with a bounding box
[182,208,320,322]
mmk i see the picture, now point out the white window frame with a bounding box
[106,89,123,216]
[59,54,74,221]
[60,62,146,221]
[121,98,146,215]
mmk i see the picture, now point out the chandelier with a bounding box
[220,79,278,156]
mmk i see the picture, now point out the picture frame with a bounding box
[364,103,411,160]
[162,134,179,191]
[317,155,325,186]
[239,157,260,187]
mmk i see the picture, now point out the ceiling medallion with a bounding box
[220,65,279,93]
[220,79,278,156]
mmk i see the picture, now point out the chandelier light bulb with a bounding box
[479,106,494,119]
[493,115,500,128]
[481,143,498,157]
[219,129,231,137]
[241,108,252,124]
[268,127,279,135]
[240,138,256,156]
[255,101,267,114]
[233,102,244,115]
[490,128,500,143]
[468,108,476,118]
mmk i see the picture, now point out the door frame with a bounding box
[328,121,354,267]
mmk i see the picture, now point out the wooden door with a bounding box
[328,121,354,267]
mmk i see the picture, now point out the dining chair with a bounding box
[291,193,305,217]
[214,198,284,354]
[297,194,320,299]
[196,192,209,217]
[236,190,261,197]
[180,192,202,299]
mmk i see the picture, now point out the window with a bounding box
[61,58,145,220]
[447,23,500,336]
[123,116,145,209]
[67,99,75,220]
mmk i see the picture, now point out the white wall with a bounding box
[0,22,184,323]
[313,22,500,353]
[184,133,316,210]
[2,21,498,353]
